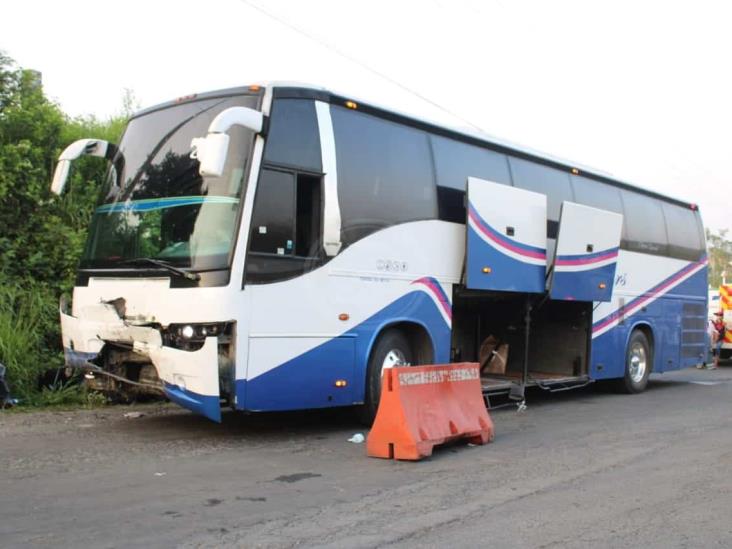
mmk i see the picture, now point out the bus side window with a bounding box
[509,157,574,226]
[571,175,627,244]
[430,135,512,223]
[662,202,705,261]
[295,173,322,257]
[245,168,324,284]
[330,105,437,247]
[249,169,297,256]
[621,190,670,256]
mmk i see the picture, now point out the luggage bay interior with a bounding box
[450,289,592,393]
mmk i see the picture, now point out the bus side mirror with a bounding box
[190,107,264,178]
[51,139,115,195]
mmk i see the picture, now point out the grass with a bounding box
[0,280,107,410]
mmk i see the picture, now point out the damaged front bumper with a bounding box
[60,301,223,422]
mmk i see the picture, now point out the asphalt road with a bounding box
[1,366,731,549]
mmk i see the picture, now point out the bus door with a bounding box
[548,201,623,302]
[465,177,547,293]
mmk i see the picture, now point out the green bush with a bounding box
[0,51,127,406]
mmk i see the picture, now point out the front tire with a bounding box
[619,330,652,393]
[357,329,413,425]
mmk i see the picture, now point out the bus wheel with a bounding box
[619,330,652,394]
[357,329,413,425]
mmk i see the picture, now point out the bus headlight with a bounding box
[163,322,232,351]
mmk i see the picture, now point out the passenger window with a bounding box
[571,176,624,215]
[246,168,324,284]
[249,169,296,256]
[571,175,627,243]
[330,106,437,246]
[263,99,322,172]
[509,158,574,222]
[431,136,512,223]
[621,191,669,255]
[662,203,704,260]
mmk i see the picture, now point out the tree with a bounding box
[0,50,128,400]
[706,228,732,288]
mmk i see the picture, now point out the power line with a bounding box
[238,0,487,133]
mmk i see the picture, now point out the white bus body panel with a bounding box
[548,201,623,302]
[465,177,547,293]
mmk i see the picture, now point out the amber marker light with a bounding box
[335,380,348,388]
[338,313,350,321]
[599,282,607,289]
[248,84,261,92]
[345,100,358,109]
[482,267,492,274]
[571,168,580,175]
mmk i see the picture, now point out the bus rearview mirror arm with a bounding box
[190,107,265,178]
[51,139,117,195]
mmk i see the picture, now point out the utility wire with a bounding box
[239,0,488,133]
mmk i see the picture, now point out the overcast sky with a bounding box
[2,0,730,234]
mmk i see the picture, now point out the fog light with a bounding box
[181,325,195,339]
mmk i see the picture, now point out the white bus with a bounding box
[52,84,708,422]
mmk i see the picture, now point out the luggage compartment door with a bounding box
[548,201,623,302]
[466,177,547,293]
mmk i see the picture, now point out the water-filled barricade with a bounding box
[367,363,494,460]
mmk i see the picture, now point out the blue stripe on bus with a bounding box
[96,195,239,214]
[163,382,221,422]
[590,265,708,379]
[235,288,451,412]
[465,224,546,293]
[550,262,617,301]
[467,203,546,258]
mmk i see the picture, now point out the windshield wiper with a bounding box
[119,258,201,281]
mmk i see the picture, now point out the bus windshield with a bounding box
[80,93,261,272]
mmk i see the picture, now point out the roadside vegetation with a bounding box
[0,51,130,406]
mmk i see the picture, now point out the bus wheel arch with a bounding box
[619,324,654,394]
[357,321,435,424]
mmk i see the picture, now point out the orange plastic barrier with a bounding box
[367,362,494,460]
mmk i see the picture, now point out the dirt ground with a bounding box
[1,366,732,549]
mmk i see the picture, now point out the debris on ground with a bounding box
[347,433,365,443]
[123,411,145,419]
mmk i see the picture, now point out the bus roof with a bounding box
[132,82,697,211]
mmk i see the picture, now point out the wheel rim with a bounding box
[629,342,647,383]
[381,348,407,377]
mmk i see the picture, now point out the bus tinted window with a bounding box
[249,169,296,255]
[431,136,511,222]
[663,203,704,260]
[263,99,322,172]
[331,106,437,245]
[571,175,627,241]
[571,175,624,215]
[509,158,573,222]
[621,190,669,255]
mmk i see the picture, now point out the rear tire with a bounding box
[357,329,413,425]
[619,330,652,393]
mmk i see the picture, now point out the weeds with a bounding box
[0,281,64,402]
[24,381,107,409]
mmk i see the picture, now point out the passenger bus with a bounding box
[51,84,708,422]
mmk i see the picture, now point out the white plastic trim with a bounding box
[315,101,342,257]
[51,139,110,195]
[208,106,263,134]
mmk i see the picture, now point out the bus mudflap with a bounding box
[465,177,547,293]
[548,201,623,302]
[147,337,222,422]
